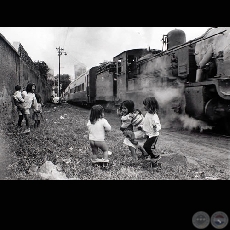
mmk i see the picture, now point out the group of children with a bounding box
[13,83,43,133]
[87,97,161,167]
[13,84,160,166]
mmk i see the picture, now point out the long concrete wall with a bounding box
[0,33,51,128]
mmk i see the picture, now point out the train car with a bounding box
[95,61,117,110]
[64,66,98,106]
[113,48,159,103]
[65,50,153,110]
[65,62,117,109]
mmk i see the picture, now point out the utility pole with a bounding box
[56,47,67,98]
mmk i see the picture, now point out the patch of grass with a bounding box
[3,103,227,180]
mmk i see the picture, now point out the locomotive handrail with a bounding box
[138,29,227,64]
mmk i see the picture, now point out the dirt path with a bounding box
[97,106,230,178]
[157,129,230,179]
[91,106,230,178]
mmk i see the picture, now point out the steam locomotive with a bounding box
[64,27,230,134]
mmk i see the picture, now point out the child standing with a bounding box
[32,93,43,128]
[22,83,38,133]
[87,104,112,164]
[118,100,147,163]
[141,97,161,164]
[13,85,25,128]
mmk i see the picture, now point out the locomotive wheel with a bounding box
[205,98,220,121]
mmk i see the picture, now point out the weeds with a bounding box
[3,103,228,180]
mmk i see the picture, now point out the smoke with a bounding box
[154,87,182,106]
[179,114,213,132]
[160,112,213,132]
[140,61,213,132]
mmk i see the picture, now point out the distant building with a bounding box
[74,64,86,80]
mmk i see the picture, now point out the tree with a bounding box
[34,61,50,81]
[47,78,55,88]
[54,74,71,95]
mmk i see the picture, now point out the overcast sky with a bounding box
[0,27,211,80]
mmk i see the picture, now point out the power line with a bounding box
[63,27,69,48]
[66,52,87,67]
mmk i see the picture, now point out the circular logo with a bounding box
[192,211,210,229]
[211,211,229,229]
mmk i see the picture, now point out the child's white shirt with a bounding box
[21,90,27,98]
[23,92,38,110]
[35,103,42,112]
[87,118,111,141]
[142,112,161,138]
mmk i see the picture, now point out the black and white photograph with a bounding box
[0,27,229,181]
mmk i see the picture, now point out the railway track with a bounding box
[159,128,230,177]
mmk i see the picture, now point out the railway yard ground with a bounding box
[1,102,230,180]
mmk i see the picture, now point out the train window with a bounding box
[118,59,122,75]
[109,63,116,73]
[127,55,135,73]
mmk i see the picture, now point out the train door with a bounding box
[88,67,97,104]
[86,73,89,103]
[177,46,197,82]
[113,72,117,98]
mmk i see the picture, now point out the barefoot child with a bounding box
[87,104,112,164]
